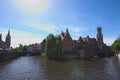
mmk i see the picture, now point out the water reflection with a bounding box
[116,54,120,64]
[104,58,118,80]
[0,56,45,80]
[0,56,120,80]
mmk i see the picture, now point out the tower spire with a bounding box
[8,30,10,36]
[97,27,103,49]
[66,27,68,33]
[5,30,11,51]
[0,33,2,41]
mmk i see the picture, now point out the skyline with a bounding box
[0,0,120,47]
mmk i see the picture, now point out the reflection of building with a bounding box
[0,30,11,51]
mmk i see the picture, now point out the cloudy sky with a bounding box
[0,0,120,47]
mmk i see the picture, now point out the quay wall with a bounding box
[0,52,41,62]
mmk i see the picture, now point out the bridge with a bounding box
[0,51,41,62]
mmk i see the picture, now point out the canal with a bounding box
[0,56,120,80]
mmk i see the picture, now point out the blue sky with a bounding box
[0,0,120,47]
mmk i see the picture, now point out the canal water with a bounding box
[0,56,120,80]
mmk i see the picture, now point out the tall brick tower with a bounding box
[97,27,104,49]
[5,30,11,51]
[0,34,2,41]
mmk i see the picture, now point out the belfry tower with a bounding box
[5,30,11,50]
[0,34,2,41]
[97,27,104,49]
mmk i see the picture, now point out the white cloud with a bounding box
[21,22,57,32]
[68,26,88,36]
[12,30,44,47]
[56,25,88,39]
[0,28,43,48]
[104,38,116,46]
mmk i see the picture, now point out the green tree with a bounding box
[19,44,23,51]
[43,34,63,60]
[23,46,27,51]
[11,44,27,52]
[111,39,120,52]
[11,47,19,52]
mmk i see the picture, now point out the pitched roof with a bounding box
[58,32,67,41]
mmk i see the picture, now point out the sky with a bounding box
[0,0,120,47]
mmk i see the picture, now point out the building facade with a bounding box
[0,30,11,51]
[59,28,75,53]
[57,27,112,58]
[39,27,113,58]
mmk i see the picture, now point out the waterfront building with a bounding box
[41,27,113,58]
[27,43,41,52]
[59,28,75,53]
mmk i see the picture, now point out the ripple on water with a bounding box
[0,56,120,80]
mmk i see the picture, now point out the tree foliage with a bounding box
[42,34,63,60]
[111,39,120,52]
[11,44,27,52]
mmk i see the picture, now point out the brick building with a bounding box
[59,28,75,53]
[40,27,113,58]
[57,27,112,58]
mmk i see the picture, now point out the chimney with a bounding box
[61,31,64,36]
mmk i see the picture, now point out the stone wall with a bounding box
[0,52,41,62]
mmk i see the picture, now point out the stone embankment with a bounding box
[0,52,41,62]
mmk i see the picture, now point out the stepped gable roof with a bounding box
[0,40,5,43]
[56,31,67,41]
[59,32,67,41]
[56,28,70,41]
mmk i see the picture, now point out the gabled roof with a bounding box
[0,40,5,43]
[59,32,67,41]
